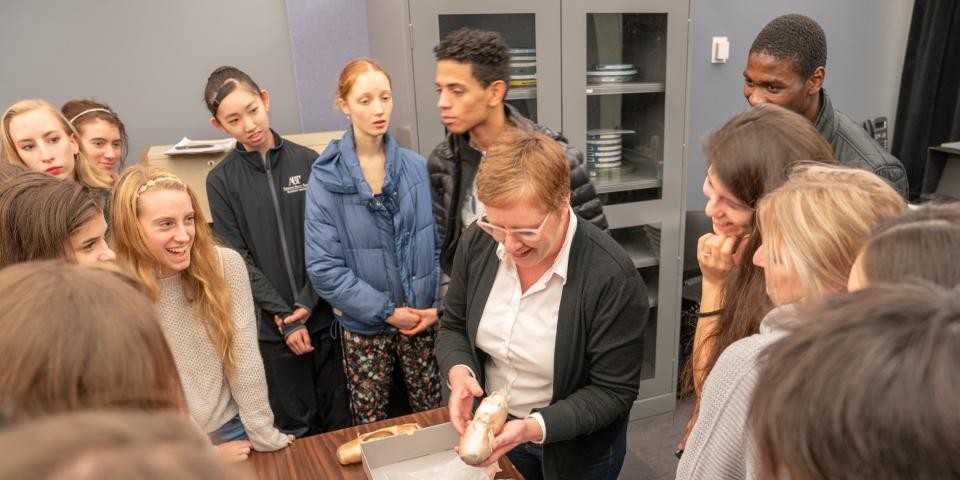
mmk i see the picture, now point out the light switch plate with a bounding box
[712,36,730,63]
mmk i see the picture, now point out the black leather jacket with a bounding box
[815,90,909,198]
[427,104,608,273]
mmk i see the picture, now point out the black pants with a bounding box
[259,327,353,437]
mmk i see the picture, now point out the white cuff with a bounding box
[526,412,547,445]
[446,364,477,390]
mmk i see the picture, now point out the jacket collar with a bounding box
[504,102,535,131]
[312,126,400,198]
[813,89,836,140]
[233,129,285,171]
[758,303,799,335]
[447,103,533,156]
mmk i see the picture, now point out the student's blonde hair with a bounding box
[475,128,570,212]
[757,165,906,298]
[110,165,236,374]
[1,99,113,190]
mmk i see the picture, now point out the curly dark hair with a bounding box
[749,14,827,79]
[433,27,511,89]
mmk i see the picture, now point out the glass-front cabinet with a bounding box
[583,13,667,199]
[409,0,562,152]
[562,0,688,418]
[373,0,689,419]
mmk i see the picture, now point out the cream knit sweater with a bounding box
[156,246,289,451]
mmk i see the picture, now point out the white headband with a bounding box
[68,107,113,124]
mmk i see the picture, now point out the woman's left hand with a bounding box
[398,308,438,336]
[474,417,543,468]
[697,233,748,286]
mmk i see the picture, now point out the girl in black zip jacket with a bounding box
[203,66,351,437]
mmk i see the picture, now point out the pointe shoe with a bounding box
[458,390,509,465]
[336,423,421,465]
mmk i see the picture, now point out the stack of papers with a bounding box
[163,137,236,156]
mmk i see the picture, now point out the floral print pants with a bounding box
[341,328,442,425]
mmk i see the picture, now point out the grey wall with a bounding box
[0,0,302,165]
[285,0,371,133]
[684,1,914,210]
[3,0,910,199]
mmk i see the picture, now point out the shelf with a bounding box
[590,151,662,194]
[506,87,536,100]
[646,274,659,307]
[585,81,665,96]
[637,248,660,307]
[610,227,659,269]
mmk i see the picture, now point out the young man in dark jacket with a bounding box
[742,13,908,198]
[204,66,351,437]
[429,27,607,274]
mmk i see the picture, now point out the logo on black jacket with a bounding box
[283,175,307,194]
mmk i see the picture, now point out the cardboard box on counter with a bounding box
[361,422,499,480]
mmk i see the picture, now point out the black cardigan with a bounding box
[437,220,648,479]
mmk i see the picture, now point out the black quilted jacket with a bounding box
[427,104,608,274]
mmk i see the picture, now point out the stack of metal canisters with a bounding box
[586,63,637,84]
[586,129,633,169]
[509,48,537,87]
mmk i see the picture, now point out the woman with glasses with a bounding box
[437,129,649,480]
[304,59,441,425]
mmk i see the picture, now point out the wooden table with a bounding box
[248,408,523,479]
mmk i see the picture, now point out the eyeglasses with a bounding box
[476,209,552,242]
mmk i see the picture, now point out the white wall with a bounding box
[684,0,914,210]
[0,0,302,164]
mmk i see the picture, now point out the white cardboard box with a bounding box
[361,422,497,480]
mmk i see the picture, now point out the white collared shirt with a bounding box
[475,207,577,438]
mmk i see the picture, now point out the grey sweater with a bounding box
[156,246,289,451]
[675,306,795,480]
